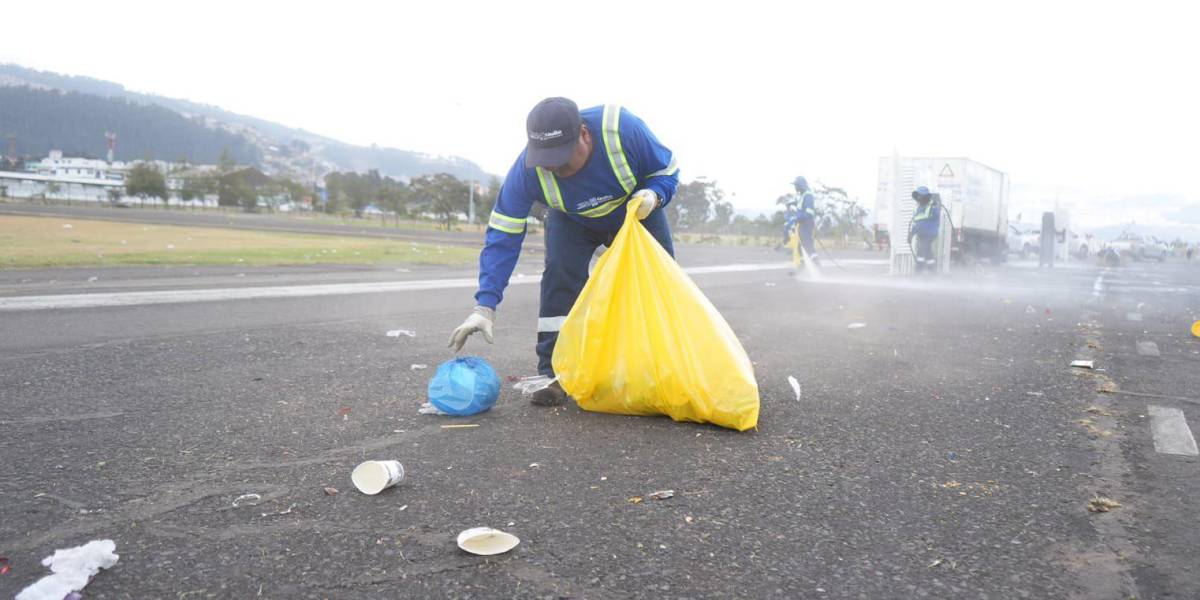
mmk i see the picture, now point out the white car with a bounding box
[1007,223,1040,258]
[1142,236,1170,261]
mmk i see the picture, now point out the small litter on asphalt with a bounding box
[261,503,297,518]
[15,539,118,600]
[457,527,520,556]
[440,424,480,429]
[0,556,9,575]
[629,496,643,504]
[1070,360,1094,369]
[787,376,801,402]
[1087,496,1122,513]
[529,462,541,468]
[399,505,408,511]
[352,460,405,495]
[648,490,675,500]
[1125,313,1143,322]
[323,487,339,496]
[87,276,98,283]
[386,329,417,338]
[1136,341,1160,357]
[765,282,776,287]
[1085,406,1114,417]
[1191,320,1200,338]
[513,375,557,395]
[337,407,352,420]
[1025,305,1036,314]
[418,402,448,415]
[410,364,429,370]
[417,400,446,415]
[847,323,867,329]
[232,493,262,507]
[1025,391,1044,397]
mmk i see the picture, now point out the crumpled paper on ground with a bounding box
[17,539,119,600]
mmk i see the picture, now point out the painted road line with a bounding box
[1136,341,1161,357]
[1148,405,1200,456]
[0,262,797,311]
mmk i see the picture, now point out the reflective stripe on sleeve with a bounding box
[488,210,527,234]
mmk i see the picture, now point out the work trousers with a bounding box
[536,208,674,376]
[914,234,936,273]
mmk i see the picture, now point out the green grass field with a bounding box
[0,215,478,269]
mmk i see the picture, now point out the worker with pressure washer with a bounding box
[790,176,820,266]
[447,97,680,407]
[908,186,941,273]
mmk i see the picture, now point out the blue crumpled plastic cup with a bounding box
[427,356,501,416]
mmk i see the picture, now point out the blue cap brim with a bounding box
[525,140,576,169]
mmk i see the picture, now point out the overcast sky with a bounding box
[3,1,1198,234]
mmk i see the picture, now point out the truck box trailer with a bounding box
[875,156,1009,270]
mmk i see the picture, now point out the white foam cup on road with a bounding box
[457,527,520,555]
[351,460,405,495]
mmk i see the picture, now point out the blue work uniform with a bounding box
[475,104,680,376]
[794,191,818,261]
[911,200,940,272]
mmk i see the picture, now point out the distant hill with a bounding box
[0,86,258,164]
[0,63,489,181]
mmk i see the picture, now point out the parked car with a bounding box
[1142,236,1170,261]
[1007,223,1040,258]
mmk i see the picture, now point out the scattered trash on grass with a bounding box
[1087,496,1122,513]
[417,400,446,415]
[352,460,405,495]
[787,376,801,402]
[648,490,675,500]
[1070,360,1094,369]
[232,493,262,507]
[165,244,175,250]
[62,224,73,229]
[323,487,339,496]
[410,364,428,370]
[440,424,480,429]
[457,527,520,556]
[847,323,867,329]
[15,539,118,600]
[512,375,557,395]
[386,329,417,338]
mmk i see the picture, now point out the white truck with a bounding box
[875,156,1010,269]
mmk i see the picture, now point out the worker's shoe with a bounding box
[530,381,569,407]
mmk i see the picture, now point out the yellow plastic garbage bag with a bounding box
[551,198,760,431]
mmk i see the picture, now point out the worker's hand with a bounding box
[448,306,495,352]
[630,190,659,220]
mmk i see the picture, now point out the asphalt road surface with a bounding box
[2,247,1198,599]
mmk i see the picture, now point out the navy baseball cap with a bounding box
[792,176,809,191]
[525,97,582,168]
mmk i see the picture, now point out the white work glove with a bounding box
[448,306,495,352]
[630,190,660,220]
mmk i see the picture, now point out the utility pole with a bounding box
[468,178,475,223]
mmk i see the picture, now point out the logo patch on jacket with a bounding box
[578,195,615,210]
